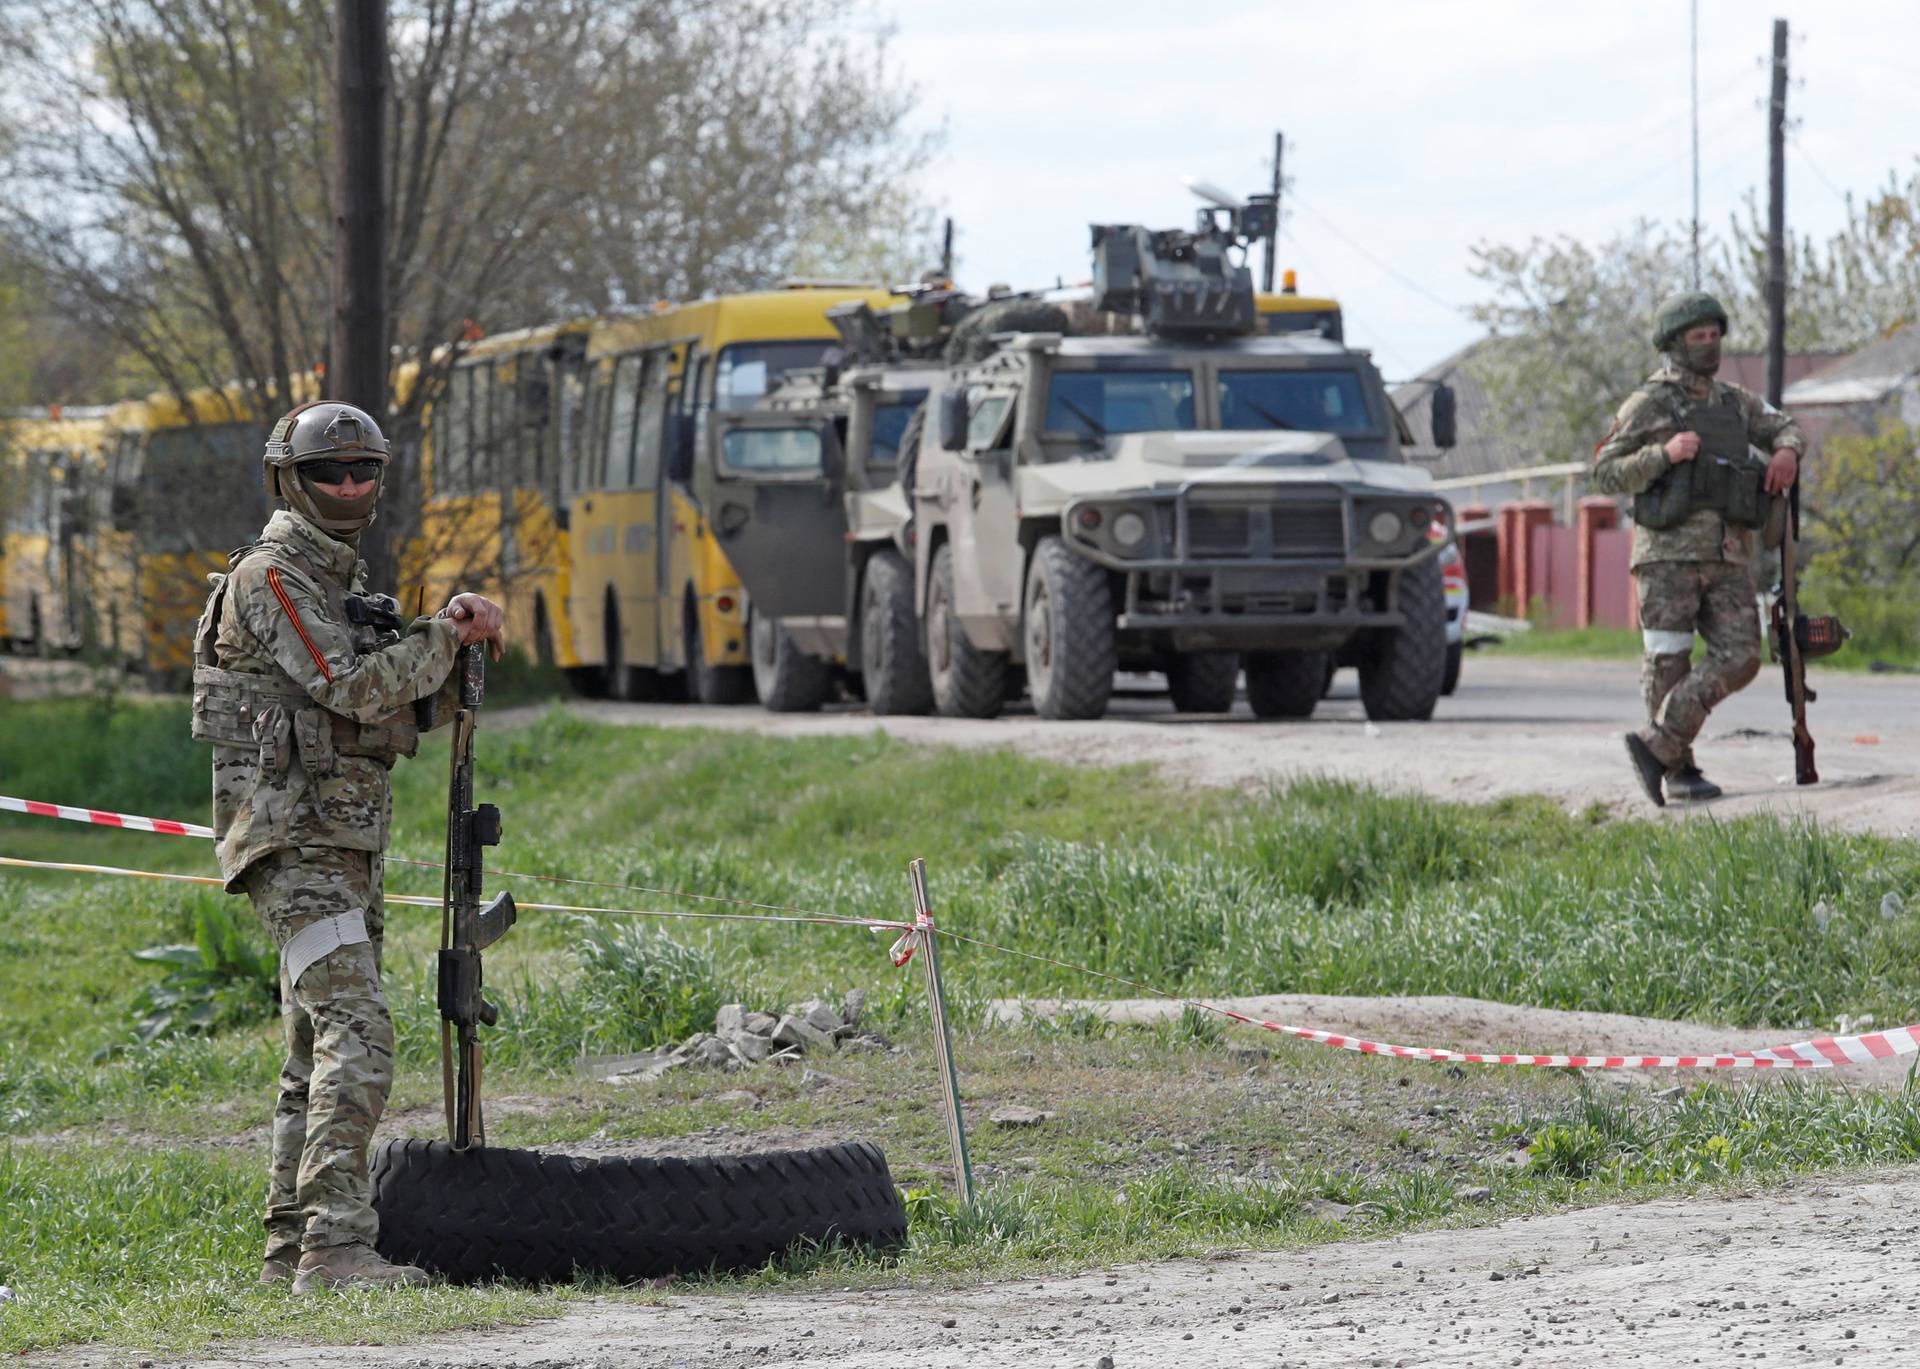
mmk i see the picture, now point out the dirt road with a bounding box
[566,654,1920,837]
[69,1169,1918,1369]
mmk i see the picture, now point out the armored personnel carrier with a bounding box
[907,200,1458,721]
[697,286,977,712]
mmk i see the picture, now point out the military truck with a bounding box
[906,202,1458,722]
[697,287,981,712]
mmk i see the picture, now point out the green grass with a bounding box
[1481,621,1920,673]
[5,695,1920,1352]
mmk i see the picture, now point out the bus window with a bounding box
[633,350,668,490]
[437,367,472,497]
[143,422,264,552]
[606,353,641,489]
[471,362,497,491]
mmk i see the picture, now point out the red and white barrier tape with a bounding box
[8,793,1912,1071]
[0,794,212,839]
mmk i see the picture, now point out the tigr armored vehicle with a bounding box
[907,204,1458,722]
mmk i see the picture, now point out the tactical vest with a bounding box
[1632,385,1768,532]
[190,545,420,775]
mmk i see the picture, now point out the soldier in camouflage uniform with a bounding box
[190,401,504,1293]
[1591,292,1804,807]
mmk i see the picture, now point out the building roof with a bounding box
[1783,323,1920,407]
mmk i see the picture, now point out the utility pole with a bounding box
[1690,0,1701,289]
[1765,17,1787,408]
[332,0,391,573]
[1262,131,1283,294]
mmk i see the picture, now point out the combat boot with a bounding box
[290,1242,428,1295]
[1623,733,1667,808]
[259,1248,299,1285]
[1665,765,1723,803]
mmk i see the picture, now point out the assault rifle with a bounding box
[1769,489,1848,785]
[437,644,516,1149]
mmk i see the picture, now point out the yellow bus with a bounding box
[1,407,112,656]
[407,320,593,667]
[1257,273,1342,340]
[560,286,893,701]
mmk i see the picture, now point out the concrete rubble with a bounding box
[582,988,893,1084]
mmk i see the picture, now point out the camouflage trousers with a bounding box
[239,845,393,1257]
[1634,560,1763,769]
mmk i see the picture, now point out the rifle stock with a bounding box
[437,644,516,1149]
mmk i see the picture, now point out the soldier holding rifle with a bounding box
[190,402,504,1292]
[1591,292,1805,806]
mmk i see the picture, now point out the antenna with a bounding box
[1182,177,1245,212]
[1689,0,1701,289]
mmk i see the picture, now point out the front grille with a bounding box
[1271,503,1345,556]
[1187,505,1251,556]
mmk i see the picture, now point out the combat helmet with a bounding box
[1652,291,1729,351]
[262,401,391,536]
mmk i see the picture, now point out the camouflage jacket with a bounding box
[1590,362,1805,568]
[197,509,461,886]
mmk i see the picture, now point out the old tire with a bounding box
[372,1138,907,1285]
[687,600,754,705]
[750,609,831,712]
[1166,651,1239,713]
[860,549,933,715]
[1359,558,1446,722]
[928,542,1007,719]
[1022,537,1115,720]
[1246,650,1327,719]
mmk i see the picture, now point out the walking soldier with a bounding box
[190,402,504,1292]
[1591,292,1804,806]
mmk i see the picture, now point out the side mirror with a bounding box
[664,412,695,483]
[1429,383,1458,450]
[938,387,969,451]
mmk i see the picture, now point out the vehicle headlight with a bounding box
[1367,509,1403,545]
[1112,510,1148,549]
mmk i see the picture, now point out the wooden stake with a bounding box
[910,858,974,1206]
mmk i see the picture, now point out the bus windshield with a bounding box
[1218,370,1376,435]
[141,423,267,551]
[1044,370,1195,438]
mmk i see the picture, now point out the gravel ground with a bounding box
[560,654,1920,838]
[58,1169,1920,1369]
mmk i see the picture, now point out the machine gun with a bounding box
[1091,185,1276,340]
[1768,491,1848,785]
[437,643,516,1149]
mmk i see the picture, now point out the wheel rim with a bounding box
[861,580,883,671]
[1025,575,1053,696]
[929,580,953,684]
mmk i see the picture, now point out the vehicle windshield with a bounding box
[713,341,834,412]
[1218,370,1376,435]
[720,425,822,476]
[1044,370,1195,438]
[869,400,920,465]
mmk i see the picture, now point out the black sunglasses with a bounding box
[300,458,383,485]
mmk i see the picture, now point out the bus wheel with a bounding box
[686,599,753,705]
[533,596,556,670]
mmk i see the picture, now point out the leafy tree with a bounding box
[1801,419,1920,658]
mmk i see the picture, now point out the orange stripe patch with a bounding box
[267,566,334,683]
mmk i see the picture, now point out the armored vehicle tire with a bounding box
[1023,537,1117,721]
[1359,558,1447,722]
[1246,651,1327,719]
[372,1137,908,1285]
[860,549,934,715]
[686,602,754,705]
[1441,640,1463,696]
[1166,651,1239,713]
[927,543,1007,719]
[750,609,831,713]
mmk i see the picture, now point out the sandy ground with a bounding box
[59,1168,1920,1369]
[562,653,1920,838]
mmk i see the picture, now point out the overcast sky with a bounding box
[874,0,1919,377]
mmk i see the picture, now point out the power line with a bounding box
[1789,134,1851,210]
[1286,195,1467,318]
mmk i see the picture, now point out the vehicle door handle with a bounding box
[969,477,983,512]
[716,503,749,537]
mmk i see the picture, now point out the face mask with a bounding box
[1674,339,1721,376]
[282,464,383,538]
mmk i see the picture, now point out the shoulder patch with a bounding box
[266,566,335,683]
